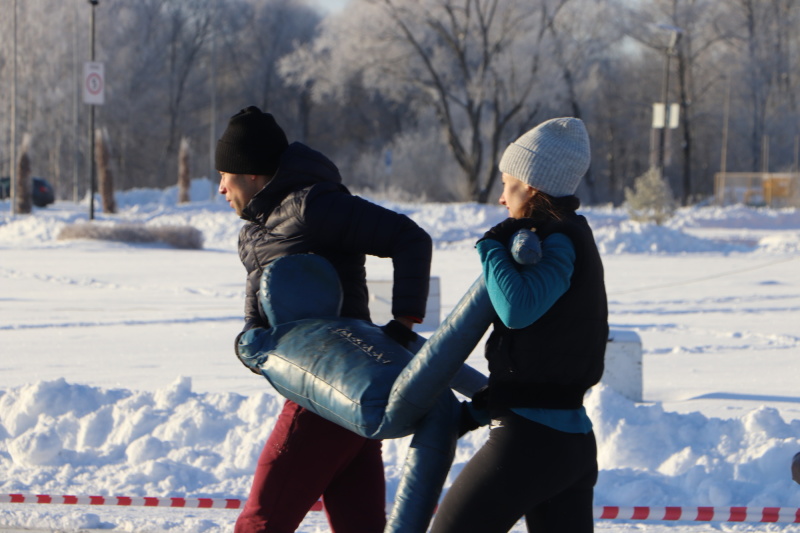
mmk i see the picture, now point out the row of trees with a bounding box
[2,0,799,206]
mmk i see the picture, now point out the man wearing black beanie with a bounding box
[216,106,433,533]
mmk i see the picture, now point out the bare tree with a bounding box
[619,0,731,205]
[213,0,320,124]
[0,1,76,197]
[94,0,319,189]
[95,128,116,214]
[99,0,212,186]
[722,0,800,173]
[583,56,655,206]
[178,137,191,204]
[162,1,212,165]
[3,0,797,206]
[283,0,584,202]
[541,0,622,203]
[15,133,32,214]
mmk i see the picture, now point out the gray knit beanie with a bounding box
[499,117,590,197]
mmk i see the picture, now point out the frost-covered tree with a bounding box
[282,0,615,202]
[99,0,212,187]
[540,0,623,203]
[2,0,797,205]
[162,1,212,164]
[0,1,78,197]
[722,0,800,174]
[618,0,731,206]
[216,0,320,115]
[95,0,318,188]
[625,168,676,225]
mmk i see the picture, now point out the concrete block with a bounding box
[368,282,642,402]
[603,330,643,402]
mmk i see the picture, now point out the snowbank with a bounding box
[2,378,798,509]
[1,180,799,532]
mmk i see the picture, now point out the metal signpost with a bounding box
[84,0,103,219]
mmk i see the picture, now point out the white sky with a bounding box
[308,0,349,13]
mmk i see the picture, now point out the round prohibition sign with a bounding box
[86,72,103,96]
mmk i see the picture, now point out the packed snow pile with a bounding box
[1,377,798,509]
[3,178,800,255]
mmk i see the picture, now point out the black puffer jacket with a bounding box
[238,142,432,331]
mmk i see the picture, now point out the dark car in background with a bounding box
[0,176,55,207]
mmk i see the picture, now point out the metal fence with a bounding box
[714,172,800,207]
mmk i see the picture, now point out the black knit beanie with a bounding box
[215,106,289,176]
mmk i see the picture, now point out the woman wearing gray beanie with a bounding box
[431,117,608,533]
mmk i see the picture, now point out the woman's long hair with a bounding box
[524,191,581,222]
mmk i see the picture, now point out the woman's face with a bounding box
[499,173,536,219]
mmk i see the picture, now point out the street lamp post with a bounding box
[88,0,99,220]
[208,0,217,200]
[656,25,682,176]
[10,0,17,215]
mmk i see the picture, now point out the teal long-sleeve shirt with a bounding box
[476,233,592,433]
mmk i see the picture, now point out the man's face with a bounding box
[218,172,265,216]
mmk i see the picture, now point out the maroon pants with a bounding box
[234,399,386,533]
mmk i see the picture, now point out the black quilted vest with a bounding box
[484,213,608,409]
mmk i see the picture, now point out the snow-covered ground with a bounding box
[1,179,800,532]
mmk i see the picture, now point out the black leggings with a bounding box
[430,411,598,533]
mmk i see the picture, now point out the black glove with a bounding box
[457,386,492,437]
[456,402,480,437]
[471,385,490,410]
[381,319,417,349]
[478,217,536,246]
[793,451,800,485]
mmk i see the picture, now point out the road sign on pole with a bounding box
[652,103,665,129]
[83,62,105,105]
[668,103,680,129]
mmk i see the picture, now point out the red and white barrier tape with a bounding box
[594,506,800,523]
[2,495,798,523]
[0,494,244,510]
[0,494,322,511]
